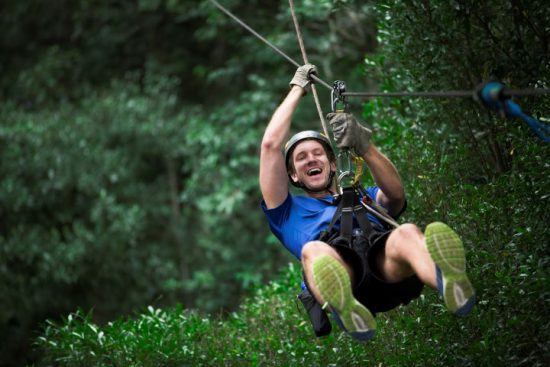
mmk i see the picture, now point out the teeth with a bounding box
[308,168,322,176]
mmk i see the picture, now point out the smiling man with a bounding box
[259,64,476,341]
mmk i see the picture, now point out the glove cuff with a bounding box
[354,125,372,157]
[289,79,310,92]
[289,64,316,93]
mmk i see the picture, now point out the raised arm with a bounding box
[260,86,303,208]
[328,112,405,216]
[260,65,316,209]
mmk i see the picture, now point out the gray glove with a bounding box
[327,112,372,156]
[289,64,316,92]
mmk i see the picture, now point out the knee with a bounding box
[393,223,422,241]
[301,241,332,262]
[385,223,423,259]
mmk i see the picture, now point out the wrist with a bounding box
[290,84,306,96]
[359,144,376,160]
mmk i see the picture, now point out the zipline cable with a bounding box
[288,0,331,140]
[343,88,550,98]
[209,0,549,99]
[209,0,332,91]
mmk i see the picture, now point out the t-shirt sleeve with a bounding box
[261,193,292,244]
[365,185,379,203]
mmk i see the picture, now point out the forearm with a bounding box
[362,144,405,202]
[260,86,304,208]
[261,86,304,150]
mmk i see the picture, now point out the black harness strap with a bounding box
[319,196,343,242]
[340,187,355,242]
[354,204,374,234]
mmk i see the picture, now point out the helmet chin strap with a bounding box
[297,170,336,195]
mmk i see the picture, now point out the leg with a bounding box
[377,222,475,315]
[301,241,353,305]
[424,222,476,316]
[301,241,376,341]
[377,223,437,288]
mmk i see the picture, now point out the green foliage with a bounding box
[2,0,549,365]
[37,152,550,366]
[36,264,300,366]
[0,74,291,363]
[0,76,180,360]
[366,0,549,178]
[34,10,550,357]
[0,1,373,363]
[2,1,375,364]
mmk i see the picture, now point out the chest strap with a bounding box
[319,187,373,245]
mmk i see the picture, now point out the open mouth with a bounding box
[307,167,323,176]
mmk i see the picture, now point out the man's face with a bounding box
[290,140,335,191]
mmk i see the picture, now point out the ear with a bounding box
[330,161,337,172]
[290,170,299,183]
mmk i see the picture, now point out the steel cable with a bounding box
[343,89,550,98]
[209,0,332,90]
[209,0,550,99]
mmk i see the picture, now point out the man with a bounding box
[260,64,475,341]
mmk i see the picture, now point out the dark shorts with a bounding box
[330,229,424,315]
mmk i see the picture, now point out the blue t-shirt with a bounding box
[261,186,383,260]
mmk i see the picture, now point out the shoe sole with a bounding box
[312,255,376,341]
[425,222,475,316]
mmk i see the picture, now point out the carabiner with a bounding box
[336,149,355,191]
[331,80,348,112]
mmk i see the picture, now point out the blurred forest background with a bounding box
[1,0,548,366]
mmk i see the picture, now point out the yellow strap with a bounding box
[352,156,364,185]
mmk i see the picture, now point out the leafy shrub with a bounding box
[38,165,550,367]
[0,74,285,363]
[35,1,549,364]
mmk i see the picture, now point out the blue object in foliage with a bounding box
[478,82,549,142]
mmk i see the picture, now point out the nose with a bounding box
[305,154,319,165]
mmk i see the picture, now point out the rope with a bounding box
[209,0,332,91]
[288,0,331,140]
[209,0,549,99]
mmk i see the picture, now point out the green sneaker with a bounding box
[425,222,476,316]
[312,255,376,341]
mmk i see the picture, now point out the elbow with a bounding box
[395,187,406,202]
[384,187,405,208]
[391,188,406,206]
[392,190,406,212]
[261,138,282,152]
